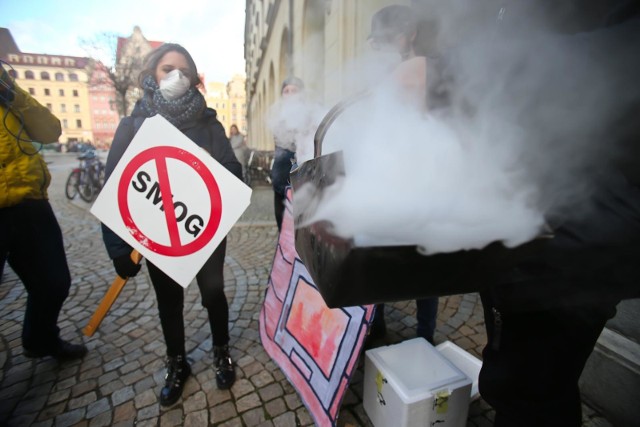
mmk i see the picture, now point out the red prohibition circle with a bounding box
[118,146,222,257]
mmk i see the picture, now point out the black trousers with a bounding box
[271,146,295,231]
[0,200,71,352]
[147,238,230,357]
[479,291,617,427]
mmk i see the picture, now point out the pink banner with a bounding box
[260,189,375,426]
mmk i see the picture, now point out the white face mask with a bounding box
[159,69,191,100]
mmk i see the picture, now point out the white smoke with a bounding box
[292,3,639,255]
[266,92,326,164]
[300,83,545,254]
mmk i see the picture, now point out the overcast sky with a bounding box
[0,0,246,84]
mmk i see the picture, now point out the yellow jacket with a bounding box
[0,83,61,208]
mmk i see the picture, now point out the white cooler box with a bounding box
[363,338,472,427]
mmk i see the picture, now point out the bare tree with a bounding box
[80,32,143,117]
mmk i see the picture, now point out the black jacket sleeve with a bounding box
[102,116,137,259]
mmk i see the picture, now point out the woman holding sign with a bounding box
[102,44,242,406]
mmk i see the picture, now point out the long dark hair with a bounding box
[138,43,201,87]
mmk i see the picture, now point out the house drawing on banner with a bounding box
[259,189,375,427]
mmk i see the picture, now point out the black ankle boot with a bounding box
[213,345,235,390]
[160,355,191,406]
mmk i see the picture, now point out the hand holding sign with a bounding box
[83,250,143,337]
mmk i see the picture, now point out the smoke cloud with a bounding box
[291,2,640,255]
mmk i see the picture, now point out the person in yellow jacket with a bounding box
[0,63,87,360]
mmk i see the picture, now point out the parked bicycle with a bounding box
[245,150,274,187]
[65,150,105,202]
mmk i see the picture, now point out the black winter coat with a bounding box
[102,102,242,259]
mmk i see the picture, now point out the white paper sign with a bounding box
[91,115,252,287]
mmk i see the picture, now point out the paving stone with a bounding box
[159,408,183,427]
[183,409,209,427]
[88,410,112,427]
[251,370,274,388]
[54,408,85,427]
[134,389,157,409]
[242,407,267,426]
[210,401,237,423]
[36,402,66,421]
[231,378,255,399]
[111,385,135,406]
[258,382,284,402]
[184,390,207,412]
[265,398,287,418]
[272,412,297,427]
[138,403,160,421]
[68,391,97,410]
[236,392,262,412]
[113,401,136,424]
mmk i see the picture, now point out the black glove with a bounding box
[113,254,141,279]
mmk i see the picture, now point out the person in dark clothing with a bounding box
[1,64,87,361]
[269,77,305,231]
[101,44,242,406]
[406,1,640,425]
[367,4,441,346]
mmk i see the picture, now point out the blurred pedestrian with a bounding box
[101,43,242,406]
[0,62,87,361]
[229,124,249,181]
[268,77,305,231]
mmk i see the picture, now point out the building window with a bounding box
[60,104,66,113]
[44,88,50,96]
[25,70,35,79]
[46,103,52,111]
[40,71,50,80]
[8,70,18,78]
[232,103,237,109]
[76,119,82,128]
[55,72,64,81]
[73,89,78,97]
[29,88,35,95]
[74,104,80,113]
[59,89,65,96]
[62,119,68,128]
[69,73,78,82]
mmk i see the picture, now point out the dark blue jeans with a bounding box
[416,297,439,343]
[373,297,438,343]
[0,199,71,352]
[271,147,295,230]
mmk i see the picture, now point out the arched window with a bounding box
[69,73,78,82]
[55,72,64,81]
[25,70,35,79]
[41,71,50,80]
[8,70,18,78]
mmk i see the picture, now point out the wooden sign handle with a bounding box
[83,250,143,337]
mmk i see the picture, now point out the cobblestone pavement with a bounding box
[0,153,612,426]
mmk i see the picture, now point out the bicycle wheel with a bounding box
[78,170,95,202]
[65,170,79,200]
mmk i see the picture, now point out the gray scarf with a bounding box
[140,75,205,127]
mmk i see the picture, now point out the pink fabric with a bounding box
[260,188,374,426]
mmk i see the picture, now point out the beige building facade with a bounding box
[5,52,94,145]
[204,74,248,137]
[244,0,405,150]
